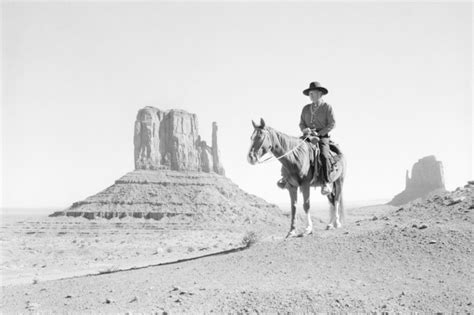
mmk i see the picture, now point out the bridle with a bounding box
[251,128,310,164]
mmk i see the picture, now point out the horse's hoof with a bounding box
[304,229,313,236]
[326,224,335,230]
[285,230,297,239]
[335,222,341,228]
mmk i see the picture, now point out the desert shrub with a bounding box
[241,231,258,248]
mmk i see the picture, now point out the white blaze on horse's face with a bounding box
[247,125,270,165]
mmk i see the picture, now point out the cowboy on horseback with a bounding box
[277,81,336,195]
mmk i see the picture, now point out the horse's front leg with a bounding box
[301,183,313,235]
[286,186,298,238]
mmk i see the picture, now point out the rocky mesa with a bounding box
[134,107,224,174]
[389,155,446,206]
[50,107,283,227]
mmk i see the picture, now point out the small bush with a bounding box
[241,231,258,248]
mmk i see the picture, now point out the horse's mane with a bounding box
[265,126,313,164]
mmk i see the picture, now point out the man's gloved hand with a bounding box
[303,128,319,137]
[302,128,312,135]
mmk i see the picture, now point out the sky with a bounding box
[1,1,472,209]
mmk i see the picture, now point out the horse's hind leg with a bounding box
[326,203,335,229]
[327,181,342,229]
[301,183,313,235]
[286,186,298,238]
[326,193,336,230]
[334,179,344,228]
[333,200,341,228]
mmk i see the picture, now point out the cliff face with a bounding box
[389,155,446,206]
[134,107,224,175]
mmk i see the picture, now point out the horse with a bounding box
[247,118,346,238]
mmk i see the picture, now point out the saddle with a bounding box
[303,135,343,186]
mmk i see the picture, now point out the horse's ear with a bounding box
[252,120,258,129]
[260,118,266,128]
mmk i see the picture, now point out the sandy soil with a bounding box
[0,217,265,286]
[1,184,473,313]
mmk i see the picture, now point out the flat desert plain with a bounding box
[1,185,473,313]
[0,216,261,287]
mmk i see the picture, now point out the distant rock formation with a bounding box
[211,122,225,175]
[134,107,224,175]
[51,107,282,225]
[389,155,446,206]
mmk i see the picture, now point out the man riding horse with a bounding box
[247,83,345,234]
[277,81,336,195]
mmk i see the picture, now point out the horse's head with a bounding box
[247,118,272,165]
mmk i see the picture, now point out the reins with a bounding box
[256,133,310,164]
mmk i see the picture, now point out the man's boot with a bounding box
[320,146,332,195]
[321,182,332,195]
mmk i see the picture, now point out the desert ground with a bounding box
[1,183,473,313]
[0,217,261,286]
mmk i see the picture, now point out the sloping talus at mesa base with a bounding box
[50,170,283,226]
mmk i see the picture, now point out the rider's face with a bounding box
[309,90,322,103]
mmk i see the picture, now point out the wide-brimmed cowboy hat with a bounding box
[303,81,328,96]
